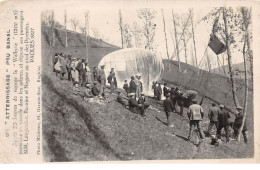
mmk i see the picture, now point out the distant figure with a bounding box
[156,82,162,100]
[53,53,59,73]
[117,91,128,108]
[91,81,100,96]
[163,83,170,97]
[73,82,80,95]
[217,105,231,143]
[138,93,149,109]
[154,82,158,99]
[66,55,72,81]
[128,93,144,116]
[163,93,175,127]
[123,80,129,96]
[85,62,92,84]
[138,76,143,92]
[207,103,220,135]
[187,100,205,141]
[108,68,116,93]
[176,87,184,116]
[98,65,106,96]
[169,87,176,112]
[129,76,136,93]
[93,67,99,82]
[59,53,68,80]
[76,59,86,86]
[233,106,248,143]
[134,75,141,98]
[84,83,93,99]
[70,57,79,83]
[54,53,62,77]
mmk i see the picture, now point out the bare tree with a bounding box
[122,24,132,48]
[172,10,180,72]
[137,8,157,51]
[70,17,80,32]
[161,9,170,70]
[79,26,86,35]
[131,22,143,48]
[85,11,90,61]
[91,27,101,39]
[64,10,68,47]
[190,8,198,67]
[119,9,124,48]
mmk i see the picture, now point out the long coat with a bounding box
[59,56,67,74]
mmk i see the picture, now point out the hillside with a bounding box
[41,26,254,161]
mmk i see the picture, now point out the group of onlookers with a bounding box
[53,53,248,144]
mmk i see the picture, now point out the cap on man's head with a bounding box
[141,92,145,96]
[85,83,91,88]
[94,81,98,84]
[129,93,135,96]
[124,80,127,82]
[219,104,224,108]
[131,76,135,79]
[101,65,105,68]
[192,100,197,104]
[237,106,243,110]
[212,103,216,106]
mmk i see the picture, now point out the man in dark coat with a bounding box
[76,59,86,86]
[129,76,136,93]
[217,105,231,143]
[93,67,99,82]
[207,103,220,135]
[66,55,72,81]
[176,87,184,116]
[123,80,129,96]
[163,94,175,127]
[138,93,149,109]
[233,106,248,143]
[163,83,170,97]
[91,81,100,96]
[153,82,158,99]
[128,93,144,115]
[117,91,128,108]
[156,83,162,100]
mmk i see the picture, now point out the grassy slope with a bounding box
[42,27,254,161]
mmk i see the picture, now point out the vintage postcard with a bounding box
[0,0,259,163]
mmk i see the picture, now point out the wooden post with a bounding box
[161,9,171,71]
[172,9,180,72]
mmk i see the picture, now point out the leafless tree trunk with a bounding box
[85,11,89,61]
[50,11,55,47]
[190,9,198,67]
[70,17,80,32]
[237,7,250,143]
[183,38,187,64]
[172,10,180,72]
[161,9,171,70]
[64,10,68,47]
[119,9,124,48]
[223,7,240,108]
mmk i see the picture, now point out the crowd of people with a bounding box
[52,52,248,145]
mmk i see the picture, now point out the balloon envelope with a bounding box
[98,48,164,94]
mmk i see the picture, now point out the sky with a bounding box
[52,6,246,70]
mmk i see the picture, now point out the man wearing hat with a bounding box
[84,83,93,99]
[163,83,170,97]
[207,103,220,135]
[76,59,86,86]
[93,67,99,82]
[163,93,175,127]
[233,106,248,143]
[70,57,79,83]
[91,81,100,96]
[138,92,149,109]
[187,100,205,141]
[99,65,106,95]
[117,91,128,108]
[85,62,92,84]
[134,74,141,98]
[129,76,136,94]
[128,93,144,115]
[156,82,162,100]
[123,80,129,96]
[66,55,72,81]
[109,68,116,93]
[216,104,231,143]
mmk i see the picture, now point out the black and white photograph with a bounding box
[41,3,255,162]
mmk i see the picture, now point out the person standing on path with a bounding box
[134,75,141,99]
[207,103,220,135]
[217,105,231,143]
[163,93,175,127]
[156,82,162,100]
[129,76,136,94]
[109,68,116,93]
[233,106,248,143]
[93,67,99,82]
[98,65,106,96]
[66,55,72,81]
[187,100,205,141]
